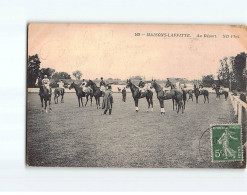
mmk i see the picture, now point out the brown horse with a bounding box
[82,84,94,106]
[69,82,86,107]
[54,88,65,104]
[85,80,104,109]
[126,79,153,112]
[194,87,209,103]
[212,84,228,101]
[39,86,52,113]
[165,81,186,111]
[151,80,185,114]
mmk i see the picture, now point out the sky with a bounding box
[28,24,247,80]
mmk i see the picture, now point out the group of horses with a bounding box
[126,79,229,115]
[38,79,229,115]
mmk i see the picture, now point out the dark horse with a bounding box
[194,87,209,103]
[212,84,228,100]
[85,80,104,109]
[151,80,185,114]
[69,82,86,107]
[82,84,94,106]
[126,79,153,112]
[165,81,187,111]
[39,86,52,113]
[54,88,65,104]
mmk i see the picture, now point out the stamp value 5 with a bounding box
[211,124,243,162]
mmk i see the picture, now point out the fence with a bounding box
[229,92,247,124]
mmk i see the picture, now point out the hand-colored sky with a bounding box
[28,24,247,80]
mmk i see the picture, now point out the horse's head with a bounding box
[69,82,75,90]
[150,79,157,89]
[86,80,93,87]
[126,79,131,88]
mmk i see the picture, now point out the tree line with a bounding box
[202,52,247,91]
[27,54,83,87]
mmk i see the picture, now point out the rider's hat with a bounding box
[44,75,48,78]
[101,77,103,80]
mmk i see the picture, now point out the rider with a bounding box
[57,79,65,92]
[42,75,52,94]
[138,78,145,95]
[80,79,87,91]
[100,77,106,92]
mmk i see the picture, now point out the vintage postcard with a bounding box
[27,23,247,168]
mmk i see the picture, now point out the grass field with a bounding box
[26,92,244,168]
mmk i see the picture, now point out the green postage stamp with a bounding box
[211,124,243,162]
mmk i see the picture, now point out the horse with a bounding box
[54,88,65,104]
[81,84,94,106]
[69,82,86,107]
[194,87,209,103]
[212,84,228,100]
[39,86,52,113]
[151,80,185,114]
[117,87,121,93]
[165,81,186,111]
[126,79,153,112]
[85,80,104,109]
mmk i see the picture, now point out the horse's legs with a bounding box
[85,95,89,106]
[150,96,153,111]
[40,96,43,108]
[99,97,101,108]
[90,95,93,106]
[95,97,98,109]
[177,100,180,114]
[172,98,174,110]
[184,100,186,110]
[196,96,198,103]
[204,95,206,104]
[45,99,48,113]
[159,99,165,115]
[78,96,80,107]
[135,98,139,112]
[61,94,64,103]
[81,97,83,107]
[146,96,150,112]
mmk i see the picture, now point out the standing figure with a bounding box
[122,87,126,102]
[102,85,113,115]
[187,90,193,102]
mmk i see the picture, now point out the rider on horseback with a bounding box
[57,79,65,93]
[138,78,145,96]
[100,77,106,92]
[42,75,52,94]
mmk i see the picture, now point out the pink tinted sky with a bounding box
[28,24,247,80]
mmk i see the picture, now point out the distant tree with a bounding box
[232,52,247,91]
[217,57,230,87]
[202,74,214,87]
[27,54,41,87]
[72,70,82,80]
[52,72,71,80]
[40,68,55,79]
